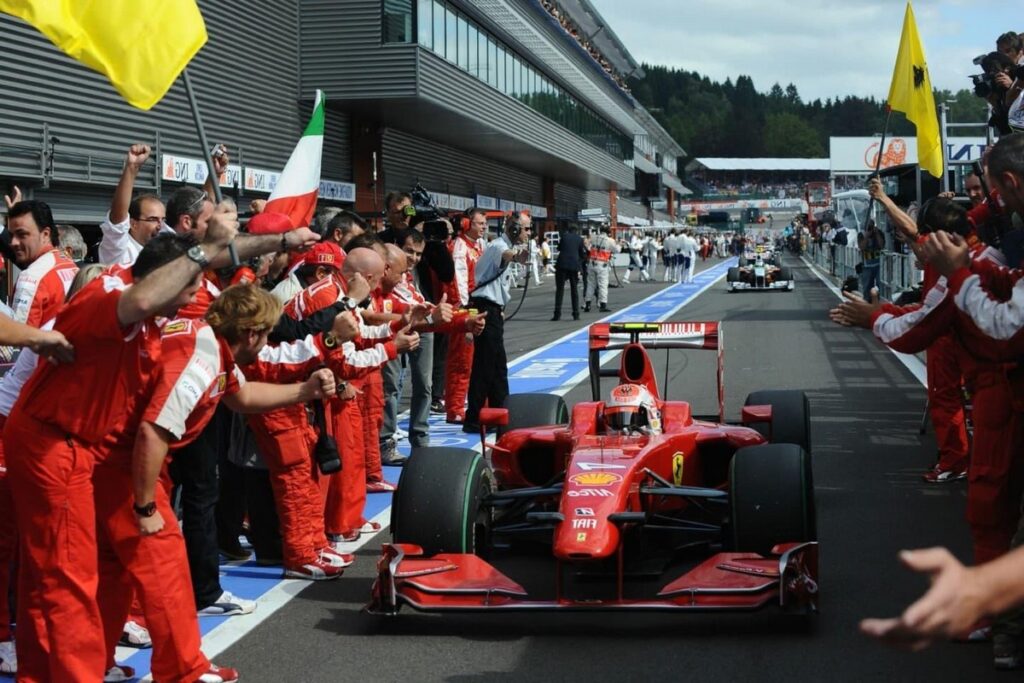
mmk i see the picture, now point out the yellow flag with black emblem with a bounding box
[886,1,942,178]
[0,0,207,110]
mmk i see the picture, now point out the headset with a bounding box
[504,209,530,243]
[455,206,477,235]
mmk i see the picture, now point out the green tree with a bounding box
[762,113,825,157]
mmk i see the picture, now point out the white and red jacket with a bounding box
[11,248,77,327]
[449,234,483,306]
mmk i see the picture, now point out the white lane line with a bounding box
[190,261,735,663]
[801,256,927,387]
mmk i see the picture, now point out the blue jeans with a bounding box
[859,263,880,297]
[381,332,433,448]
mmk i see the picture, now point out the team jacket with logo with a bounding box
[11,248,78,327]
[450,234,483,306]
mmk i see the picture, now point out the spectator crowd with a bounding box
[538,0,632,93]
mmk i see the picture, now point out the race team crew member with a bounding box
[445,209,486,423]
[868,180,970,482]
[2,212,238,682]
[379,233,485,454]
[583,226,619,313]
[98,144,166,267]
[93,285,339,683]
[7,200,78,326]
[285,248,421,542]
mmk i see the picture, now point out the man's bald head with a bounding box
[382,243,408,290]
[342,247,386,290]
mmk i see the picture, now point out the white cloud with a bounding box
[588,0,1015,100]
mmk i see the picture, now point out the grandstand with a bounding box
[684,158,829,199]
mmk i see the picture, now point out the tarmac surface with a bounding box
[216,253,991,682]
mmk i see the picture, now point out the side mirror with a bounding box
[741,404,773,425]
[479,407,509,427]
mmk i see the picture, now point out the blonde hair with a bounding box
[67,264,104,299]
[205,284,281,345]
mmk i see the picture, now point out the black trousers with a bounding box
[431,330,448,402]
[170,407,227,609]
[466,298,507,425]
[553,267,579,318]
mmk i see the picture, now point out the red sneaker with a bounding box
[284,558,344,581]
[366,480,397,493]
[196,663,241,683]
[319,547,355,567]
[923,465,967,483]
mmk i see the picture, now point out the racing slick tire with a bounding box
[726,267,740,283]
[498,393,569,437]
[777,267,793,284]
[744,390,811,454]
[730,444,816,555]
[391,447,494,555]
[738,257,749,267]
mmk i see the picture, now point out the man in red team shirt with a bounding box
[6,200,78,327]
[93,285,347,683]
[2,206,238,682]
[445,209,486,424]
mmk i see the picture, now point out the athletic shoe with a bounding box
[328,530,361,543]
[120,619,152,648]
[366,480,397,493]
[995,634,1024,669]
[380,441,408,466]
[197,663,241,683]
[446,414,464,425]
[430,400,445,414]
[284,559,344,581]
[219,540,252,562]
[394,426,409,441]
[103,665,135,682]
[0,640,16,674]
[361,521,383,535]
[198,590,256,617]
[922,465,967,483]
[319,547,355,567]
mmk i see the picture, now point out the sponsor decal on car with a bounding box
[572,518,597,530]
[575,507,594,516]
[672,452,685,486]
[570,472,622,486]
[567,488,613,497]
[576,462,626,471]
[576,533,587,541]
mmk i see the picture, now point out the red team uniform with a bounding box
[445,233,482,422]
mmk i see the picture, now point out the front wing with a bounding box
[730,278,793,291]
[367,542,818,614]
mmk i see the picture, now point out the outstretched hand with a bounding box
[829,289,880,329]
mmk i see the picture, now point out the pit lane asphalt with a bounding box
[221,255,988,682]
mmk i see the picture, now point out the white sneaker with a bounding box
[0,640,16,674]
[319,547,355,568]
[119,619,152,648]
[198,590,256,617]
[104,664,135,682]
[394,426,408,441]
[284,558,343,581]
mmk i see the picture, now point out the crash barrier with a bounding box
[807,241,922,301]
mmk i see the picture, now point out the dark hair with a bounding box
[165,187,207,229]
[917,197,970,237]
[309,207,342,237]
[988,133,1024,180]
[385,191,412,211]
[128,193,163,220]
[7,200,56,243]
[327,210,367,238]
[981,50,1014,74]
[467,207,488,221]
[997,31,1022,53]
[395,228,425,247]
[132,233,196,279]
[343,233,384,254]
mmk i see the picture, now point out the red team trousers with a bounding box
[0,415,15,643]
[94,464,209,682]
[926,334,969,473]
[361,370,385,484]
[445,331,473,422]
[3,408,106,682]
[324,394,367,536]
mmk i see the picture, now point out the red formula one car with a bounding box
[369,322,818,615]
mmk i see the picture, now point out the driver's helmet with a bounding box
[605,383,661,433]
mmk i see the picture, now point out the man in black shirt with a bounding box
[551,223,586,321]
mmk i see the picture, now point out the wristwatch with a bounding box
[186,244,209,270]
[133,501,157,518]
[339,296,358,311]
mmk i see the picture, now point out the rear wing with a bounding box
[588,322,724,422]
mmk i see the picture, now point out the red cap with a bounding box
[246,211,293,235]
[303,241,344,270]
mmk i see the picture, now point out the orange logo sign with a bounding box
[570,472,622,486]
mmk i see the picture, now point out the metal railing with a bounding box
[806,240,922,301]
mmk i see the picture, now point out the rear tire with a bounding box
[391,447,493,555]
[730,444,816,555]
[499,393,568,437]
[744,390,811,454]
[778,267,793,282]
[738,257,749,267]
[727,267,740,283]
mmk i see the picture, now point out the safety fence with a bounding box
[805,240,922,302]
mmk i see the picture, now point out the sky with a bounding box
[587,0,1017,102]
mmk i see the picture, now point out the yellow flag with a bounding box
[886,2,942,178]
[0,0,207,110]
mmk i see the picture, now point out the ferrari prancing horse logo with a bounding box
[672,452,685,486]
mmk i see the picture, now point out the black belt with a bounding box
[469,296,503,311]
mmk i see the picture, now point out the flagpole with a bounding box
[181,68,240,266]
[864,106,893,229]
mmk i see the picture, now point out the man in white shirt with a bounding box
[681,231,697,283]
[662,230,679,282]
[99,145,165,267]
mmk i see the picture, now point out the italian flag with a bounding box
[265,89,324,228]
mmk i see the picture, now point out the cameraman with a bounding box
[975,51,1021,135]
[463,211,531,432]
[378,191,413,243]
